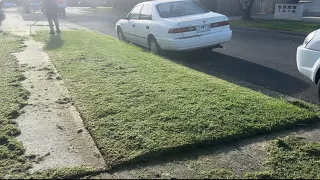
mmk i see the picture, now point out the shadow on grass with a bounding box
[166,51,310,95]
[158,50,317,104]
[131,42,313,103]
[44,33,64,50]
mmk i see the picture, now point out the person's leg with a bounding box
[47,16,55,34]
[53,18,60,33]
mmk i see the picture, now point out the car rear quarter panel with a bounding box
[306,30,320,51]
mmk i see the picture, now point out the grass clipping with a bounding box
[35,31,319,168]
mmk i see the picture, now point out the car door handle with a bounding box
[132,25,135,27]
[146,26,149,29]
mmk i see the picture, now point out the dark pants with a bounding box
[47,12,60,32]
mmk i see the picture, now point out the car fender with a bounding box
[312,57,320,83]
[116,20,126,30]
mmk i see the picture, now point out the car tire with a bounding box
[117,29,126,42]
[318,81,320,103]
[149,37,162,55]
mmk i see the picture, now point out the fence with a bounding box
[200,0,294,16]
[110,0,295,15]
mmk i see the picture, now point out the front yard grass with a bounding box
[34,31,319,169]
[230,19,320,34]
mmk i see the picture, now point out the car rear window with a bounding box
[156,1,209,18]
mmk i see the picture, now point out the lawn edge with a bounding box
[231,26,308,37]
[103,115,319,171]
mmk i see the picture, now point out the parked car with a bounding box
[115,0,232,54]
[56,0,67,16]
[297,29,320,101]
[3,2,16,7]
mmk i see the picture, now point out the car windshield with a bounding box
[156,1,209,18]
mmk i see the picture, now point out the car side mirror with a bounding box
[122,15,128,20]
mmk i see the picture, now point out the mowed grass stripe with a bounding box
[35,31,319,168]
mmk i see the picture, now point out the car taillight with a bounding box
[211,21,229,28]
[168,26,196,33]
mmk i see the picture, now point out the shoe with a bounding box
[56,29,61,33]
[49,31,55,35]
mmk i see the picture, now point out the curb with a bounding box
[231,26,308,38]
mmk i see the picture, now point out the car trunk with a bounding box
[171,12,227,38]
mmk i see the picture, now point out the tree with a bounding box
[237,0,255,21]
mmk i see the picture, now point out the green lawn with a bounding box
[35,31,319,169]
[230,19,320,34]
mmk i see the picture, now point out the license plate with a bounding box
[196,25,210,33]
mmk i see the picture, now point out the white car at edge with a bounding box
[115,0,232,54]
[297,29,320,101]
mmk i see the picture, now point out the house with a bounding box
[300,0,320,16]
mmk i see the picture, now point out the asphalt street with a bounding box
[21,7,319,104]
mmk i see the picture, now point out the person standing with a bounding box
[43,0,60,34]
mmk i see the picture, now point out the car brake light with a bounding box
[168,26,196,33]
[211,21,229,28]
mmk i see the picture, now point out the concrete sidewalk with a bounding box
[1,9,105,172]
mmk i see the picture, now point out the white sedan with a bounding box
[115,0,232,54]
[297,29,320,101]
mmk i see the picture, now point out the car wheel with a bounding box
[149,37,162,55]
[318,82,320,103]
[117,29,126,42]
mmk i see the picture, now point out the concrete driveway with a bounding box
[21,7,318,104]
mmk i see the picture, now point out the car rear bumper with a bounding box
[158,30,232,51]
[297,45,320,83]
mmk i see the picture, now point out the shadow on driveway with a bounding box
[163,50,310,96]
